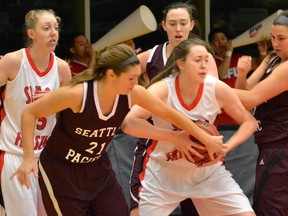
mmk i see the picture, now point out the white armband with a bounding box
[225,51,232,57]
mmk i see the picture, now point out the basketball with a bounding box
[187,120,219,165]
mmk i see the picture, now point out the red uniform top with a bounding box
[69,59,87,76]
[214,53,242,126]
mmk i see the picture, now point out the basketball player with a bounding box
[130,3,218,215]
[12,44,224,216]
[235,10,288,216]
[123,38,257,216]
[0,9,71,216]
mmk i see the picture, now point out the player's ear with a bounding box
[70,47,76,54]
[106,69,116,80]
[176,59,184,71]
[27,29,35,40]
[161,20,167,32]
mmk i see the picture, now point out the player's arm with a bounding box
[11,84,83,188]
[215,81,257,153]
[57,57,72,86]
[207,53,219,79]
[235,60,288,110]
[235,55,270,90]
[0,51,22,86]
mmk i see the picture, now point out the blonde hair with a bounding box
[24,9,61,47]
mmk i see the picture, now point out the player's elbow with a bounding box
[245,113,258,133]
[121,116,136,135]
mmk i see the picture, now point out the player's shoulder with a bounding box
[137,49,152,62]
[56,56,72,85]
[214,79,232,96]
[0,50,23,78]
[2,50,22,64]
[56,56,70,67]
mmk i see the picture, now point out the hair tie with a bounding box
[113,56,139,69]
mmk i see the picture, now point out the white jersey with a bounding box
[150,73,221,167]
[0,48,60,157]
[140,74,253,215]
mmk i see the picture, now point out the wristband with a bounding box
[225,51,232,57]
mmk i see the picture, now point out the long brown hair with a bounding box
[149,38,211,86]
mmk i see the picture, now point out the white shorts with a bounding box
[139,158,254,216]
[0,152,46,216]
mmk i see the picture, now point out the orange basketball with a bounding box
[187,120,219,165]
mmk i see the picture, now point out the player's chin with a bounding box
[120,87,133,95]
[125,89,133,94]
[48,45,57,52]
[199,72,207,78]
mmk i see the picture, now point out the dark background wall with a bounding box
[0,0,287,59]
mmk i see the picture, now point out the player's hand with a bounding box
[10,158,39,189]
[203,134,225,163]
[199,146,227,167]
[170,131,205,162]
[32,91,50,101]
[32,90,51,101]
[237,56,252,77]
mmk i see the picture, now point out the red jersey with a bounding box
[69,60,87,76]
[215,53,242,126]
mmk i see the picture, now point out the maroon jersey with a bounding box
[41,80,131,166]
[146,43,166,80]
[254,56,288,145]
[38,80,130,215]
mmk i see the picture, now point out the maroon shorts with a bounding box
[253,145,288,216]
[39,153,128,216]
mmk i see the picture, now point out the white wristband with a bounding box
[225,51,232,57]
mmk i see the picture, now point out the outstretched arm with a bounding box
[11,84,83,188]
[216,81,257,153]
[235,59,288,110]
